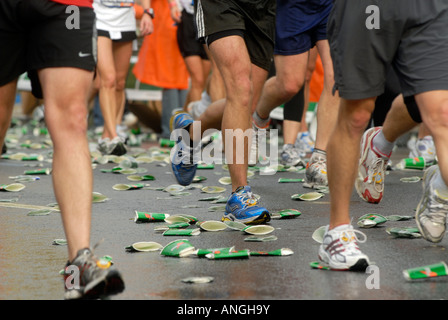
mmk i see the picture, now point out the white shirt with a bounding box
[93,0,136,35]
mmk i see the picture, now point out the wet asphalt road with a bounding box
[1,120,448,304]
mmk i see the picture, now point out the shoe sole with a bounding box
[222,211,271,225]
[318,252,369,271]
[415,166,444,243]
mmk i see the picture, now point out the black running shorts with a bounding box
[0,0,96,98]
[328,0,448,100]
[177,10,208,60]
[194,0,275,71]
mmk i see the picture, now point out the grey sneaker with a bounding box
[318,224,370,271]
[97,137,127,156]
[304,152,328,189]
[280,144,305,167]
[409,136,436,166]
[63,248,125,300]
[249,122,267,166]
[416,165,448,243]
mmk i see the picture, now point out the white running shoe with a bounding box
[409,135,436,166]
[415,165,448,243]
[355,127,389,204]
[280,144,305,167]
[318,224,370,271]
[304,152,327,189]
[295,131,314,156]
[249,122,267,166]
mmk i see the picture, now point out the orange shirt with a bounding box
[133,0,189,89]
[309,54,324,103]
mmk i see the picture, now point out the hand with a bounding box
[169,2,181,24]
[139,14,153,36]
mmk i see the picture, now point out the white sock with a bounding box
[372,130,394,158]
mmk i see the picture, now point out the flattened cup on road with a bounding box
[218,177,232,185]
[197,163,214,169]
[92,192,109,203]
[154,222,190,232]
[357,213,387,228]
[197,220,228,231]
[112,183,144,191]
[193,175,207,183]
[125,241,163,252]
[400,176,421,183]
[134,211,170,223]
[196,247,235,257]
[312,226,326,243]
[224,220,247,231]
[243,225,274,235]
[24,168,51,175]
[250,248,294,256]
[386,227,421,238]
[244,235,278,242]
[291,192,324,201]
[278,178,304,183]
[163,228,201,236]
[164,214,198,224]
[271,209,301,219]
[403,261,448,280]
[0,183,26,192]
[206,249,250,260]
[385,215,413,221]
[127,174,155,181]
[164,184,185,193]
[27,209,53,216]
[396,157,426,170]
[52,239,67,246]
[160,239,196,257]
[201,186,226,194]
[181,276,214,284]
[310,261,330,270]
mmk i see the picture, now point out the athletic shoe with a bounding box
[222,186,270,224]
[409,136,436,166]
[249,122,267,166]
[63,248,125,300]
[280,144,305,167]
[170,111,199,186]
[415,165,448,243]
[295,131,314,156]
[304,152,327,189]
[318,224,370,271]
[97,136,127,156]
[2,143,6,155]
[355,127,389,204]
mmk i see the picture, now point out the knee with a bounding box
[100,73,117,90]
[343,99,375,135]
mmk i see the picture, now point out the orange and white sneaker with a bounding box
[355,127,390,204]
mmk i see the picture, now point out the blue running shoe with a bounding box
[170,112,199,186]
[223,186,270,224]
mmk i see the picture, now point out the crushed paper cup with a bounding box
[291,192,324,201]
[218,177,232,185]
[386,227,421,238]
[196,220,228,232]
[400,176,422,183]
[312,226,327,243]
[27,209,53,216]
[160,239,196,257]
[164,214,198,224]
[92,192,109,203]
[134,211,170,223]
[224,220,247,231]
[162,228,201,236]
[310,261,330,270]
[201,186,226,194]
[385,215,413,221]
[193,175,207,183]
[403,261,448,280]
[244,235,278,242]
[164,184,185,193]
[357,213,387,228]
[271,209,301,219]
[0,183,26,192]
[195,247,235,257]
[112,183,145,191]
[125,241,163,252]
[154,222,190,232]
[250,248,294,256]
[278,178,304,183]
[243,225,274,235]
[127,174,155,181]
[206,249,250,260]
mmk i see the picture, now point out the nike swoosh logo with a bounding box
[78,52,91,57]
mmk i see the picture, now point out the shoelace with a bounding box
[236,189,257,209]
[426,196,448,224]
[367,157,386,192]
[337,229,367,254]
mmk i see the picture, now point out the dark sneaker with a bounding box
[170,112,199,186]
[2,143,6,155]
[63,248,125,300]
[222,186,270,225]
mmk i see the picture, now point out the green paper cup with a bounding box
[160,239,195,257]
[403,261,448,280]
[134,211,169,223]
